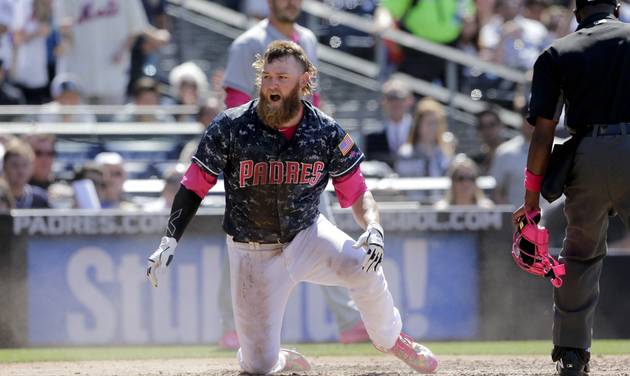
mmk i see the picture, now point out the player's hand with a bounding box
[353,223,384,272]
[146,236,177,288]
[513,190,541,225]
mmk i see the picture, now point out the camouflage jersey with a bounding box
[193,100,364,243]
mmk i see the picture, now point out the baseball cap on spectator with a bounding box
[50,73,82,98]
[133,76,160,96]
[94,152,124,167]
[575,0,620,10]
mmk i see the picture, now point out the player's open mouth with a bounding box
[270,94,281,102]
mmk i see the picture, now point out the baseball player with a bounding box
[147,41,438,374]
[513,1,630,375]
[217,0,368,349]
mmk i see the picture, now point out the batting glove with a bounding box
[146,236,177,288]
[352,223,384,272]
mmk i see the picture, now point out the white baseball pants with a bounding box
[226,214,402,374]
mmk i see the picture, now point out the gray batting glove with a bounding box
[352,223,384,272]
[146,236,177,288]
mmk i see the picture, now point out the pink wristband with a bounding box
[524,168,543,193]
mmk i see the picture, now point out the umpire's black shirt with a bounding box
[528,13,630,132]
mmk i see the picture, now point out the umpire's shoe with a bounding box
[389,333,438,374]
[552,346,590,376]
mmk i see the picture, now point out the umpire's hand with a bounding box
[352,223,384,272]
[146,236,177,287]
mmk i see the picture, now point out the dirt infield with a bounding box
[2,355,630,376]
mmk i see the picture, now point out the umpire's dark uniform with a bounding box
[527,0,630,372]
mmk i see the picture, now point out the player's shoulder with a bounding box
[295,23,317,42]
[223,101,257,122]
[231,19,270,49]
[205,101,255,130]
[304,101,339,130]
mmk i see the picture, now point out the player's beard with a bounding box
[256,83,302,129]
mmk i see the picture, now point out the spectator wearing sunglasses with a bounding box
[94,152,137,210]
[434,154,494,210]
[23,133,57,190]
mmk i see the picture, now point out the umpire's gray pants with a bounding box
[554,132,630,349]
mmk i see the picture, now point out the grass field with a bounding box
[2,339,630,363]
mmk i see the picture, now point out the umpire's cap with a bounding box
[575,0,620,10]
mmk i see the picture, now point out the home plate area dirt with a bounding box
[3,355,630,376]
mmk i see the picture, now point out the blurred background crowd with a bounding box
[0,0,628,238]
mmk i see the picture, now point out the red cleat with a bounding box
[218,330,240,350]
[389,333,438,374]
[339,321,371,344]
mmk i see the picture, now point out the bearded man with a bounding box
[146,40,439,375]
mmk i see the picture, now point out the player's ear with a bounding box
[299,72,309,91]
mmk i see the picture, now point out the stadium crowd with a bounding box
[0,0,628,218]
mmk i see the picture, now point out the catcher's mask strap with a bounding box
[549,262,566,288]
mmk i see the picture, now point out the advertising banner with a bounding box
[20,212,480,345]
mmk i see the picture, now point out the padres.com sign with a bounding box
[19,212,487,345]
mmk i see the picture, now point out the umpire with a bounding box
[513,0,630,375]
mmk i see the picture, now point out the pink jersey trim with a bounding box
[332,168,367,208]
[312,92,320,108]
[181,163,218,199]
[225,87,252,109]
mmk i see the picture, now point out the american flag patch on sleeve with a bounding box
[338,133,354,156]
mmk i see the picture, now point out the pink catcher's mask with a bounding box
[512,211,565,288]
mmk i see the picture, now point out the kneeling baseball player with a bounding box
[146,40,438,374]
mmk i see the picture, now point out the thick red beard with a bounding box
[256,84,302,129]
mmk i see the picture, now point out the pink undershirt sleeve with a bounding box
[332,168,368,208]
[181,163,218,199]
[224,87,252,109]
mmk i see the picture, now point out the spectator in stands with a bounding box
[364,78,415,167]
[0,178,15,212]
[143,163,186,211]
[11,0,53,104]
[127,0,171,96]
[434,154,494,209]
[37,73,97,123]
[375,0,476,84]
[54,0,159,104]
[115,77,174,123]
[2,138,50,208]
[94,152,136,210]
[489,106,534,207]
[22,133,56,190]
[480,0,549,71]
[395,97,454,178]
[471,108,508,175]
[168,61,209,122]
